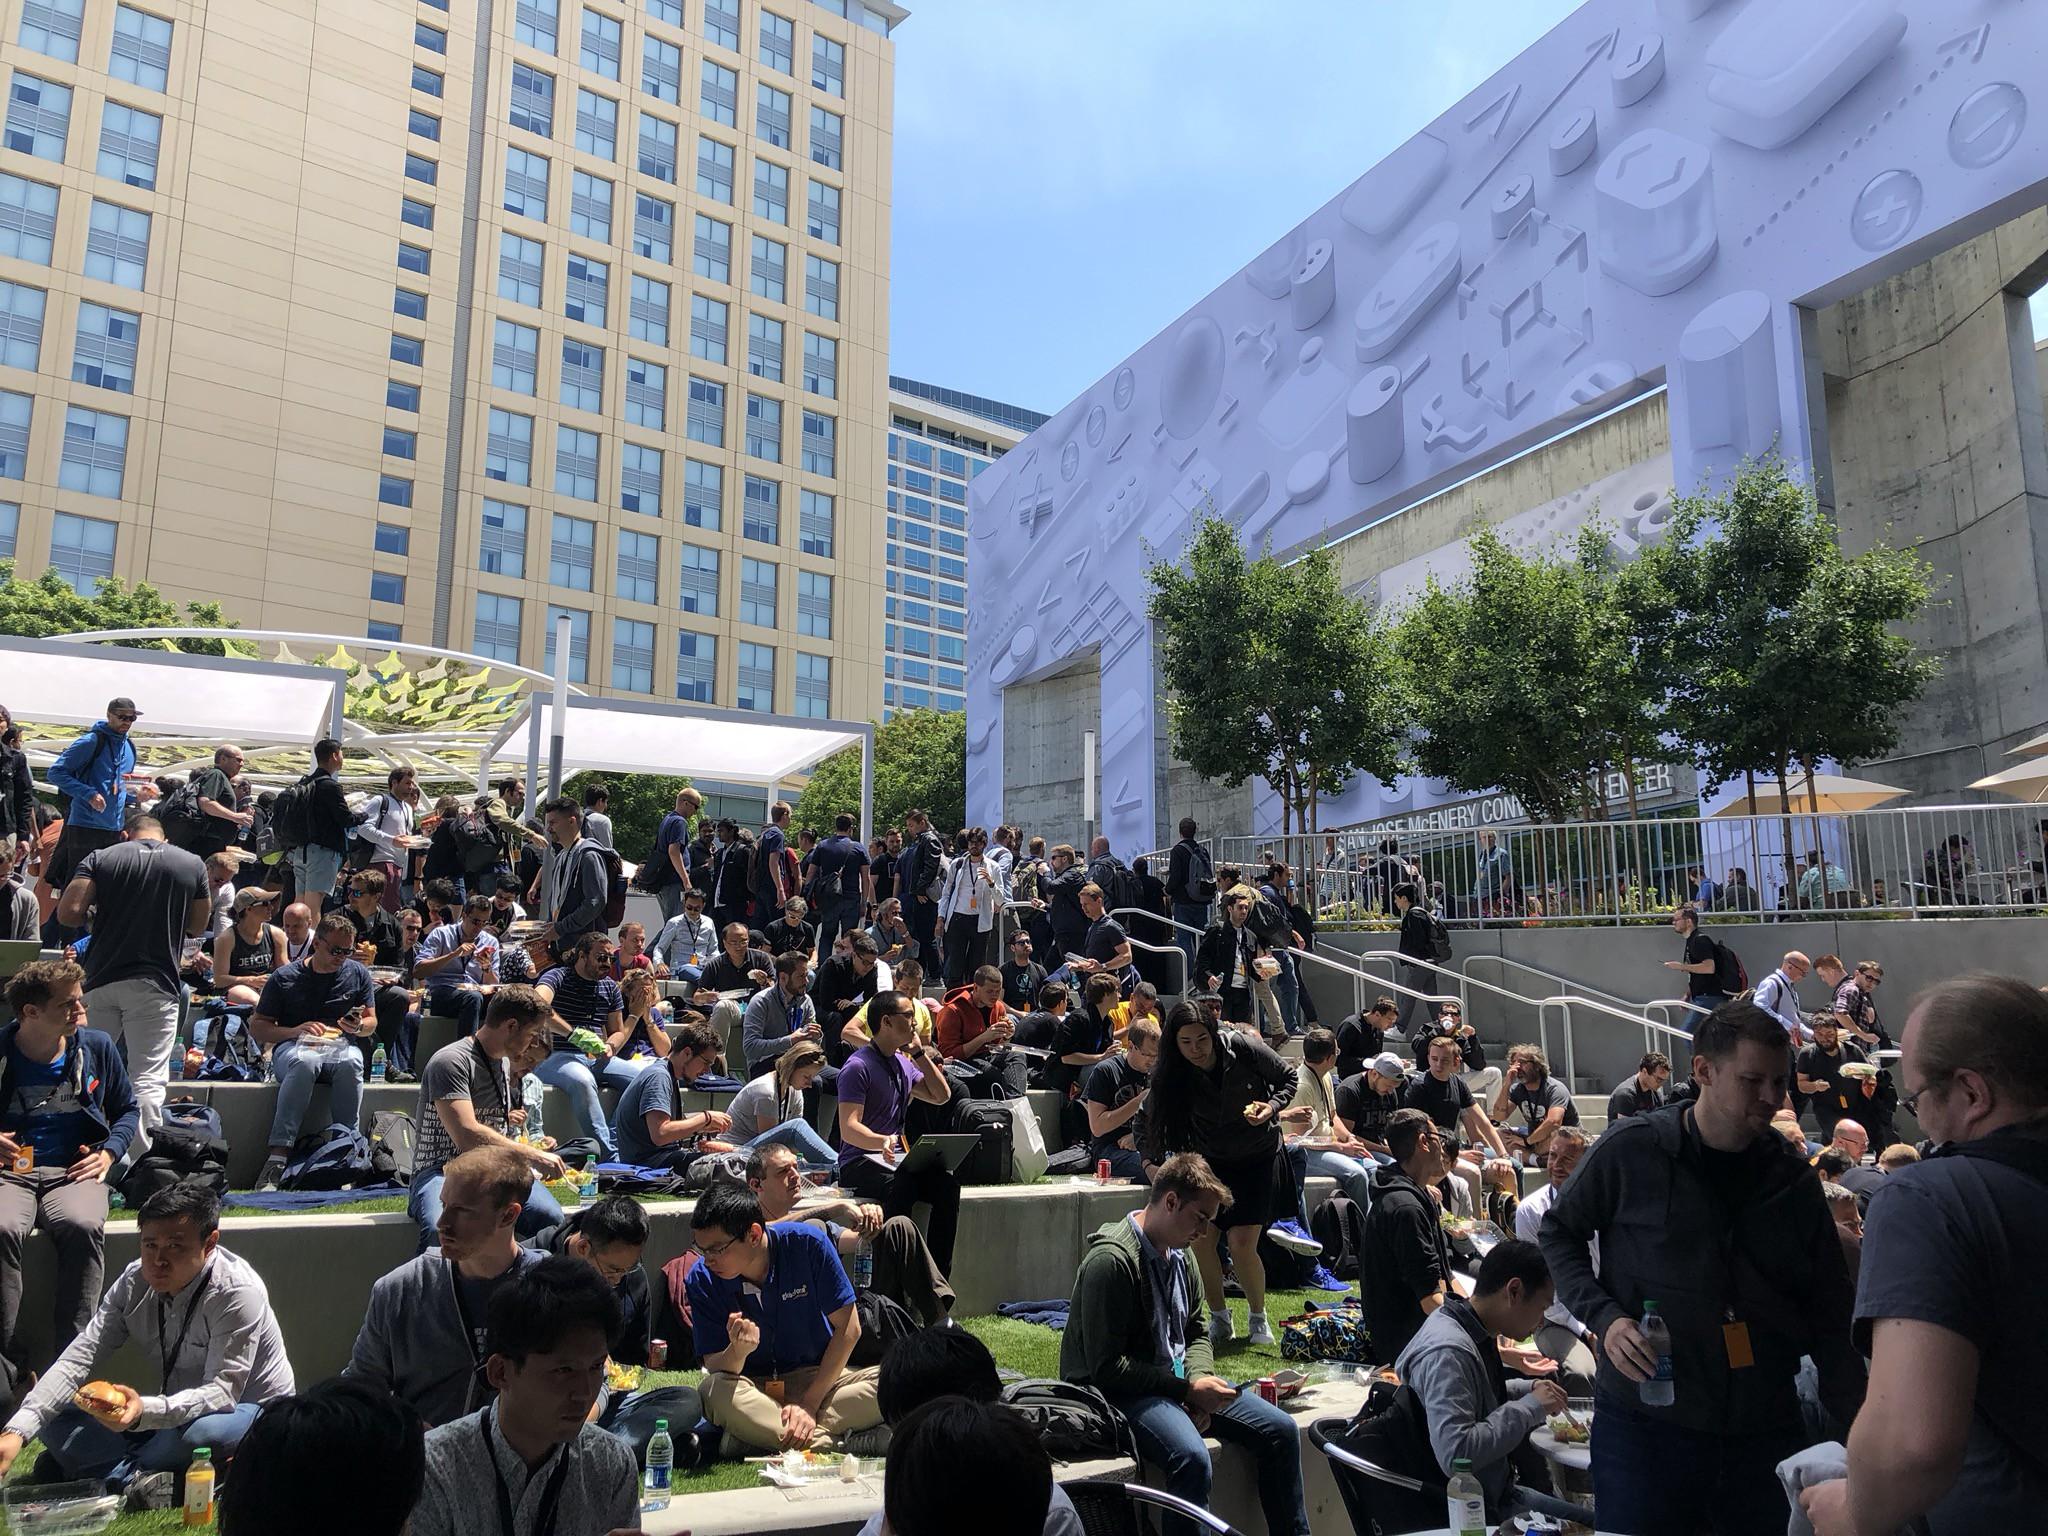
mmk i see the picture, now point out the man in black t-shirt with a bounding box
[999,931,1047,1013]
[1360,1110,1458,1363]
[1665,903,1728,1010]
[1010,980,1067,1058]
[1335,998,1397,1080]
[1049,975,1121,1146]
[1081,1017,1158,1180]
[1606,1052,1671,1124]
[1333,1051,1409,1163]
[1069,884,1134,993]
[1795,1017,1871,1141]
[184,745,253,857]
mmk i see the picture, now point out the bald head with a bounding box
[1783,952,1810,982]
[1089,836,1109,858]
[1830,1119,1868,1161]
[281,903,313,941]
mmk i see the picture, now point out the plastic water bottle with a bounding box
[849,1236,873,1290]
[1639,1299,1674,1406]
[1446,1458,1484,1536]
[643,1419,673,1511]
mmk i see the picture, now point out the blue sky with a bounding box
[887,0,1584,414]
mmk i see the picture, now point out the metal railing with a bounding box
[1461,953,1710,1046]
[1215,799,2048,925]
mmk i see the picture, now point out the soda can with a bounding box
[1256,1377,1279,1406]
[1096,1159,1112,1184]
[648,1338,668,1370]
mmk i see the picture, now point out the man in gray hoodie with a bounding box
[1394,1238,1584,1526]
[346,1144,544,1428]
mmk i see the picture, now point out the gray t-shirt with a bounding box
[75,838,209,997]
[3,882,35,942]
[413,1038,514,1182]
[727,1073,800,1140]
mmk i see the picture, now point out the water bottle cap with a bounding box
[655,1419,668,1431]
[1643,1299,1659,1312]
[1452,1458,1471,1470]
[192,1449,211,1463]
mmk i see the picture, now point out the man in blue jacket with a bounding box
[46,699,140,893]
[0,959,140,1407]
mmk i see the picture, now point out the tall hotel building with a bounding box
[0,0,901,719]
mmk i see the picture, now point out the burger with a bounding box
[73,1381,128,1415]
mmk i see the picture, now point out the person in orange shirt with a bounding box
[932,965,1028,1099]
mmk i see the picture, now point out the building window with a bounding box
[555,427,599,502]
[560,337,603,412]
[408,108,441,143]
[367,620,402,643]
[620,441,662,513]
[479,499,527,577]
[740,557,776,627]
[757,83,792,148]
[0,281,42,371]
[699,60,736,125]
[751,235,786,302]
[516,0,558,52]
[401,197,434,230]
[59,406,126,497]
[0,390,26,478]
[0,500,21,556]
[702,0,739,50]
[504,147,550,219]
[491,319,538,395]
[645,0,682,24]
[794,651,830,717]
[633,192,672,261]
[696,136,733,203]
[380,475,413,508]
[579,8,620,78]
[759,11,793,73]
[383,426,416,459]
[544,605,590,682]
[677,542,718,615]
[809,105,842,170]
[802,331,836,397]
[638,112,676,181]
[0,173,57,265]
[643,34,681,103]
[510,62,554,136]
[415,21,448,54]
[473,592,523,661]
[393,287,427,320]
[6,75,70,162]
[576,88,617,159]
[499,232,544,306]
[804,254,838,320]
[683,459,722,531]
[812,34,844,96]
[692,214,730,282]
[743,474,780,543]
[612,617,654,692]
[736,641,774,711]
[615,526,658,601]
[801,410,835,477]
[96,102,160,190]
[412,64,443,97]
[370,570,406,605]
[564,253,608,325]
[797,569,831,638]
[686,375,724,446]
[624,355,666,429]
[48,510,115,592]
[676,630,716,702]
[689,294,727,364]
[390,333,424,366]
[752,159,788,225]
[387,379,420,412]
[745,394,782,463]
[109,6,172,91]
[630,273,668,343]
[397,241,430,275]
[549,511,595,589]
[806,181,840,245]
[748,314,783,382]
[403,152,437,187]
[570,170,612,241]
[486,407,533,484]
[799,488,834,557]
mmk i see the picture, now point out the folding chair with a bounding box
[1123,1483,1245,1535]
[1062,1476,1143,1536]
[1307,1416,1442,1536]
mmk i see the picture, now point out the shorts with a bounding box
[1206,1144,1294,1231]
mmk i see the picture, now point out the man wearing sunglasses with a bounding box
[45,699,142,897]
[249,912,374,1191]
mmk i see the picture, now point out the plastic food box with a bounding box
[2,1480,122,1535]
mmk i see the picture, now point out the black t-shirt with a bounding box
[698,947,773,994]
[1000,960,1046,1013]
[1048,1007,1114,1097]
[1606,1079,1666,1123]
[1683,930,1717,998]
[1011,1008,1061,1052]
[1401,1071,1473,1134]
[809,834,869,901]
[1334,1014,1384,1080]
[1796,1040,1869,1129]
[187,766,239,854]
[1085,915,1127,967]
[1507,1075,1577,1134]
[763,918,814,957]
[1335,1071,1403,1144]
[1360,1172,1454,1364]
[1082,1053,1148,1159]
[75,839,210,998]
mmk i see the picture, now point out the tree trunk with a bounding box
[1776,752,1799,905]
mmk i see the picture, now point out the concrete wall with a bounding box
[1001,652,1100,849]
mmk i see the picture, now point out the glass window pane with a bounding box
[59,405,127,497]
[624,355,665,429]
[480,499,528,578]
[748,313,783,382]
[677,542,718,616]
[549,511,595,589]
[516,0,559,52]
[564,254,608,326]
[473,592,523,661]
[743,473,780,543]
[543,604,590,683]
[492,319,538,395]
[619,441,662,514]
[509,62,554,136]
[96,101,161,190]
[486,407,533,484]
[751,235,785,302]
[554,427,599,502]
[686,375,724,447]
[504,146,550,219]
[612,616,654,692]
[643,35,681,104]
[683,459,722,531]
[49,510,116,593]
[752,158,787,224]
[812,34,844,96]
[637,112,676,182]
[629,273,669,343]
[579,8,620,79]
[570,169,612,241]
[559,336,604,411]
[802,331,836,397]
[0,281,44,373]
[575,87,617,159]
[615,527,658,602]
[745,393,782,463]
[498,232,544,306]
[759,11,793,74]
[695,136,733,203]
[676,629,716,702]
[689,294,727,364]
[109,5,172,91]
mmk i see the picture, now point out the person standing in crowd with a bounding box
[577,783,613,852]
[56,813,210,1143]
[284,738,353,915]
[1,838,38,941]
[933,964,1029,1099]
[808,813,871,958]
[1664,902,1732,1013]
[753,800,796,927]
[1471,829,1514,918]
[649,786,704,926]
[1196,891,1262,1029]
[249,911,373,1191]
[215,1378,425,1536]
[0,1184,292,1498]
[649,883,717,981]
[612,1019,738,1172]
[1360,1108,1460,1363]
[898,808,946,973]
[408,1257,640,1536]
[1165,817,1216,984]
[1072,883,1135,992]
[1143,1002,1300,1347]
[351,767,418,915]
[1751,950,1812,1046]
[1800,974,2048,1536]
[1796,1014,1873,1143]
[1512,1124,1599,1391]
[45,698,141,899]
[1817,955,1891,1050]
[180,745,254,860]
[1062,1152,1311,1536]
[747,1143,954,1326]
[1392,882,1438,1028]
[938,827,999,988]
[537,798,606,958]
[836,989,960,1276]
[1282,1027,1377,1211]
[1540,1002,1863,1535]
[999,929,1045,1014]
[412,893,501,1037]
[1038,842,1088,962]
[1084,1015,1158,1182]
[1607,1052,1671,1123]
[0,703,35,869]
[685,819,718,899]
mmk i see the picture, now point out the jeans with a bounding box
[426,986,486,1037]
[598,1383,702,1459]
[83,978,181,1143]
[1113,1389,1309,1536]
[943,1050,1029,1100]
[600,1055,655,1098]
[267,1038,363,1149]
[0,1170,106,1398]
[289,844,346,913]
[1098,1147,1149,1183]
[1690,992,1729,1014]
[654,883,686,926]
[941,915,987,988]
[41,1399,265,1488]
[1590,1402,1799,1536]
[1170,902,1209,991]
[743,1117,838,1167]
[814,894,861,960]
[533,1049,615,1158]
[1290,1144,1377,1215]
[408,1168,564,1254]
[365,984,416,1075]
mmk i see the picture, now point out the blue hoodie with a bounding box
[0,1021,142,1164]
[48,723,137,833]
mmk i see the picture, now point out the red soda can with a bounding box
[1256,1377,1279,1406]
[1096,1158,1112,1184]
[648,1338,668,1370]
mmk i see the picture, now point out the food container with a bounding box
[1253,956,1281,979]
[3,1479,123,1534]
[368,968,403,985]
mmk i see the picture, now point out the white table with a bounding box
[1528,1421,1592,1473]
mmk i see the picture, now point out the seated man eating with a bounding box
[249,911,373,1192]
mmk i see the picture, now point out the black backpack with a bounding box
[196,1004,262,1083]
[117,1099,229,1206]
[345,793,393,872]
[1246,894,1289,948]
[1426,910,1454,965]
[367,1109,418,1185]
[270,775,316,853]
[450,799,502,875]
[846,1290,921,1369]
[998,1379,1137,1464]
[1181,841,1218,904]
[1310,1194,1368,1280]
[951,1098,1014,1184]
[1710,935,1748,995]
[155,779,209,850]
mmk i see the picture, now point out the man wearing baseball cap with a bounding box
[45,700,142,897]
[1334,1051,1412,1168]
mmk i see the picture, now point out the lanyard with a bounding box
[157,1270,213,1394]
[471,1038,508,1127]
[481,1405,573,1536]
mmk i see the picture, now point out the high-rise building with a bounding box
[0,0,903,721]
[881,374,1041,717]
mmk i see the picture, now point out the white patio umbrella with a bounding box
[1970,755,2048,804]
[1708,773,1908,816]
[2006,726,2048,760]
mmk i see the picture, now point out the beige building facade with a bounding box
[0,0,900,724]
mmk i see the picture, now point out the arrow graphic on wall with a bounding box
[1461,28,1621,207]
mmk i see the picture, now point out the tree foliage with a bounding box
[0,560,241,654]
[794,707,964,837]
[561,771,694,862]
[1146,515,1406,833]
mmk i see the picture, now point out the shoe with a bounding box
[386,1068,416,1084]
[124,1472,176,1512]
[1305,1263,1348,1293]
[839,1425,891,1458]
[1207,1308,1235,1345]
[1223,1276,1246,1299]
[717,1430,749,1462]
[1266,1219,1322,1257]
[255,1155,286,1193]
[1247,1312,1275,1347]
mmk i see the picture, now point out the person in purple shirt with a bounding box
[834,990,960,1275]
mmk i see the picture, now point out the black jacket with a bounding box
[1146,1029,1295,1166]
[1397,904,1435,962]
[1041,863,1089,949]
[1164,836,1214,909]
[1538,1103,1864,1434]
[1195,921,1258,994]
[304,768,353,853]
[525,1221,651,1365]
[907,828,945,903]
[0,742,32,845]
[808,952,878,1061]
[1360,1164,1454,1365]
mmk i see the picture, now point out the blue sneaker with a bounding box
[1266,1219,1321,1257]
[1305,1263,1348,1292]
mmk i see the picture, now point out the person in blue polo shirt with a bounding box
[684,1183,883,1456]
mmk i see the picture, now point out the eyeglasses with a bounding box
[693,1233,740,1260]
[110,712,138,723]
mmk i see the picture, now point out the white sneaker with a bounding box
[1207,1308,1234,1345]
[1247,1312,1275,1346]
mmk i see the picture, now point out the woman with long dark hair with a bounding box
[1144,1001,1301,1347]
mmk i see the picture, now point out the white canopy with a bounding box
[2,634,346,743]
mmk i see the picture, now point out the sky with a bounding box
[887,0,1585,416]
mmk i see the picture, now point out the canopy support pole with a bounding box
[546,611,570,804]
[525,705,542,815]
[859,723,875,846]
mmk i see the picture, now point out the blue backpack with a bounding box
[197,1004,262,1083]
[279,1124,379,1191]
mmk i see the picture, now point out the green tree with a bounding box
[1146,515,1406,838]
[794,708,964,836]
[561,771,694,862]
[0,560,241,654]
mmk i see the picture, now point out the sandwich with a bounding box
[73,1381,128,1415]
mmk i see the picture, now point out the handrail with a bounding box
[1465,952,1711,1024]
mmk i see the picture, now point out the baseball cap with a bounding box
[1368,1051,1407,1078]
[232,887,277,913]
[108,696,141,717]
[1189,987,1222,1004]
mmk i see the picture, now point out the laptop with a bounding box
[861,1133,984,1178]
[0,940,43,980]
